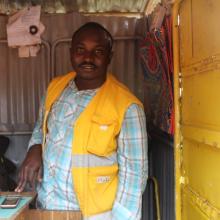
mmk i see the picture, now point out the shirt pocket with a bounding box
[87,115,117,156]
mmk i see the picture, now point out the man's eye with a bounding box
[95,49,104,55]
[76,47,85,54]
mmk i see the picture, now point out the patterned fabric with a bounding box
[28,78,148,219]
[140,16,174,135]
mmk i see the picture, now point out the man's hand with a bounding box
[15,144,43,192]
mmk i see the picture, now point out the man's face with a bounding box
[70,28,112,87]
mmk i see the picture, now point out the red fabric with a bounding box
[140,16,174,135]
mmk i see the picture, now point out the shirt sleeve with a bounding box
[27,95,46,150]
[112,103,148,220]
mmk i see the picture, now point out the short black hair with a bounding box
[71,22,113,51]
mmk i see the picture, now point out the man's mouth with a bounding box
[79,63,97,71]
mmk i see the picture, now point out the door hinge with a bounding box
[180,176,185,184]
[180,176,189,185]
[177,14,180,26]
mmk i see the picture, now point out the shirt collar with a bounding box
[68,79,99,94]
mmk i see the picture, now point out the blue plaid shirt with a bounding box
[28,79,148,220]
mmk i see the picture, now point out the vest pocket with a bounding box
[88,165,118,213]
[87,116,117,156]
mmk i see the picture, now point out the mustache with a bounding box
[78,62,97,68]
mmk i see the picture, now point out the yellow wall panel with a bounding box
[180,0,220,69]
[182,71,220,132]
[182,140,220,207]
[191,0,220,59]
[182,187,220,220]
[175,0,220,219]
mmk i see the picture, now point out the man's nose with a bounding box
[84,51,94,62]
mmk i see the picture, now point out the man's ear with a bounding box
[108,51,113,64]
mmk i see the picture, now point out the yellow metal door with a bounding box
[173,0,220,219]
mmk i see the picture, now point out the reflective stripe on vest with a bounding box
[84,210,112,220]
[72,152,117,167]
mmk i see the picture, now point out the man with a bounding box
[15,22,148,220]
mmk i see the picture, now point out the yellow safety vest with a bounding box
[43,72,143,217]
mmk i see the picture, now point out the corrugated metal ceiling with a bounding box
[0,0,161,16]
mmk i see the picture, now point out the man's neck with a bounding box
[74,75,106,91]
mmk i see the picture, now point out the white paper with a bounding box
[7,6,45,47]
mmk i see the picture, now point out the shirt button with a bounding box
[49,166,55,177]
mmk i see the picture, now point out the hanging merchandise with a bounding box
[145,0,162,16]
[140,16,174,135]
[149,4,167,32]
[6,5,45,58]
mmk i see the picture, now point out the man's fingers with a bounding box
[15,146,42,192]
[37,166,43,182]
[15,166,27,192]
[17,179,27,192]
[29,171,37,191]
